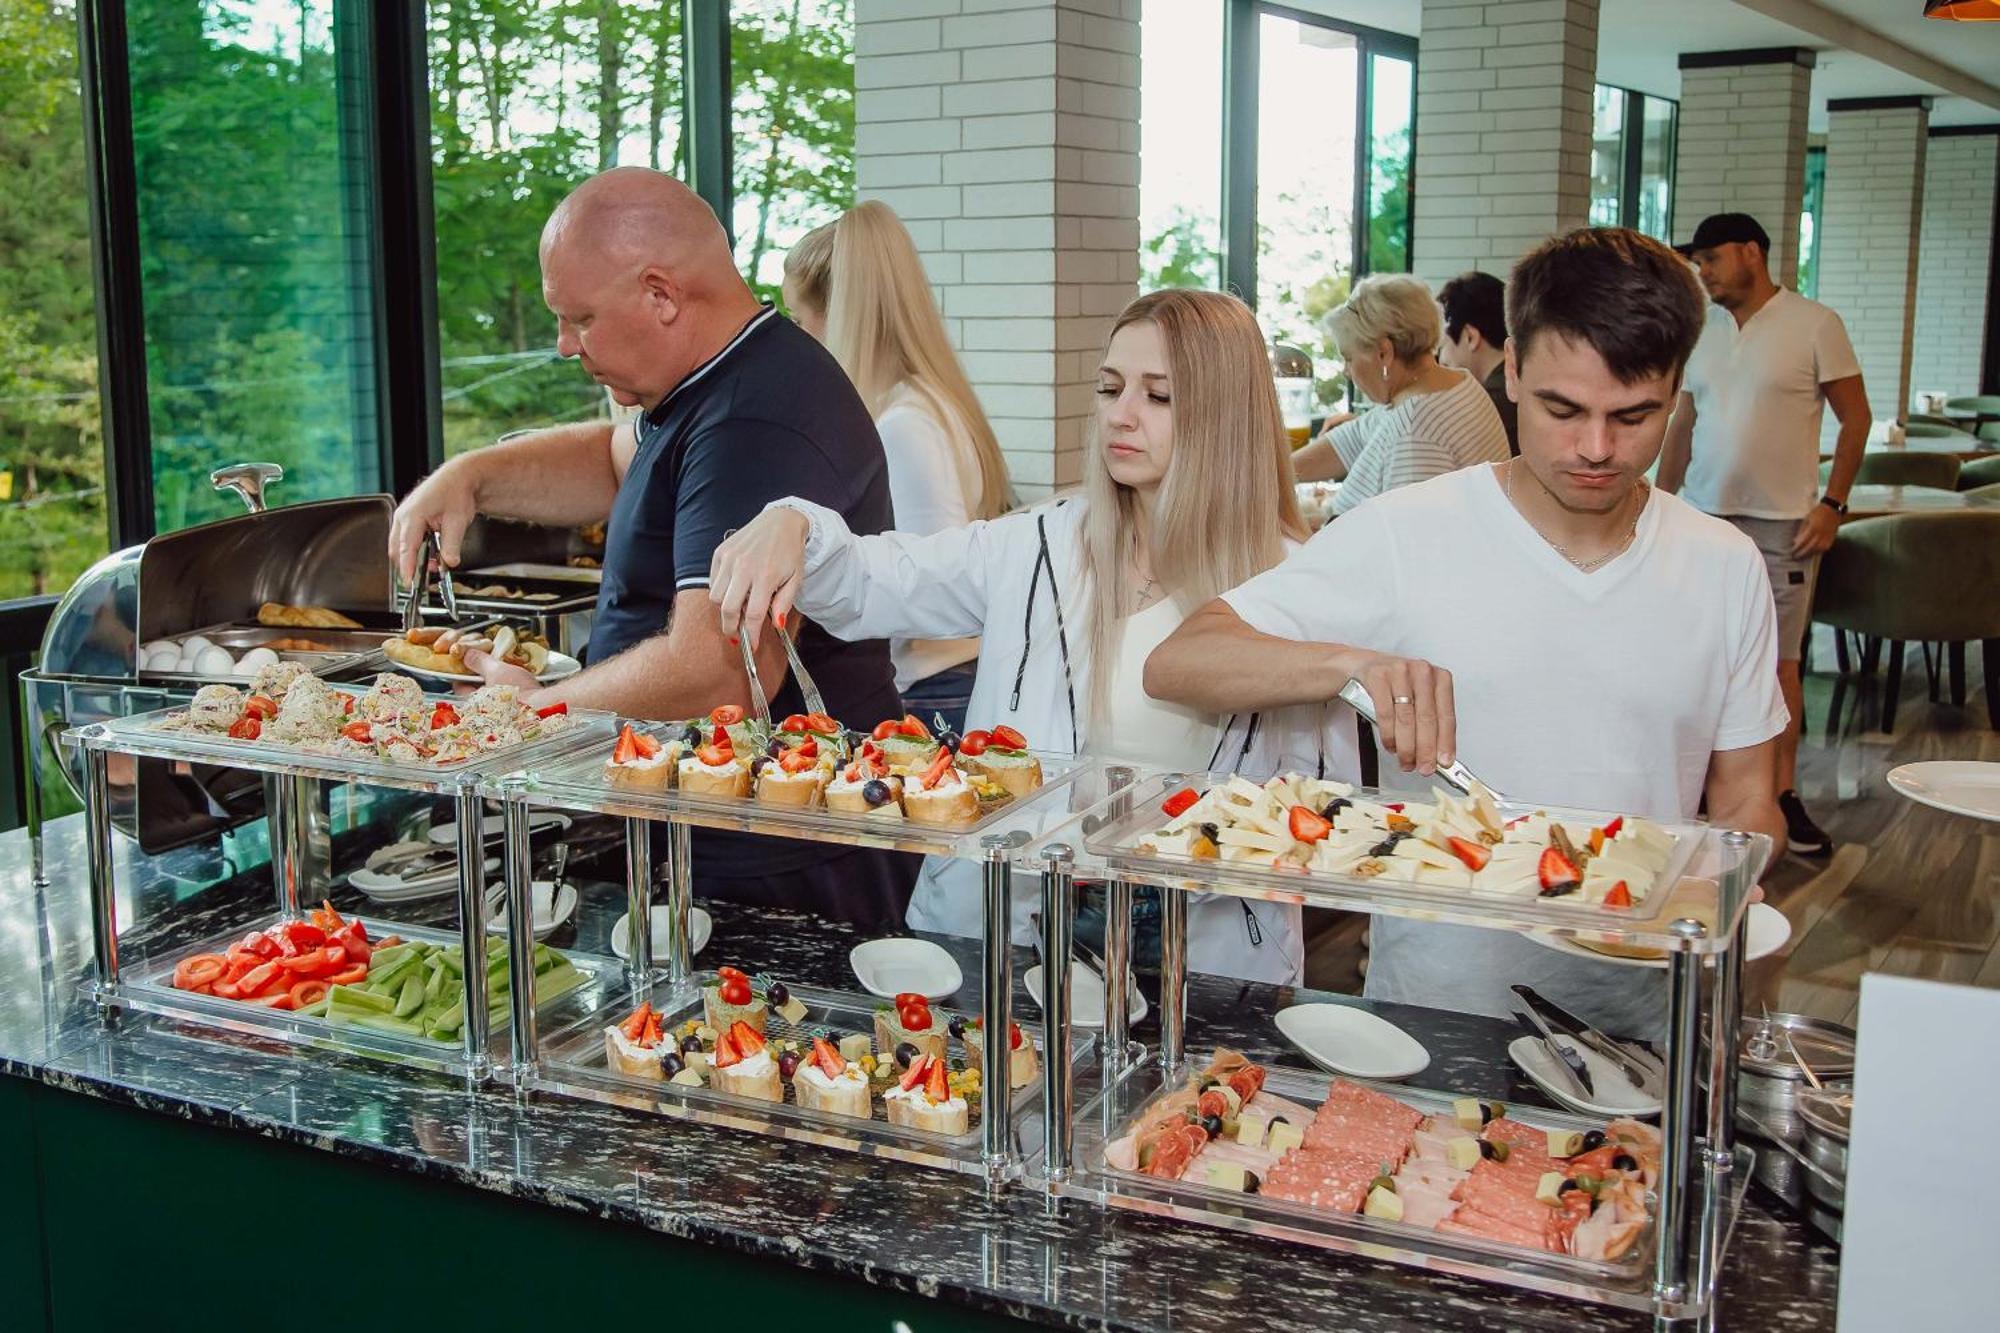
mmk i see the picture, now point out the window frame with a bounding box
[1591,82,1679,241]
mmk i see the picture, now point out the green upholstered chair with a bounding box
[1909,413,1960,429]
[1980,422,2000,444]
[1846,452,1963,489]
[1814,511,2000,733]
[1956,456,2000,491]
[1904,422,1976,441]
[1945,395,2000,418]
[1965,482,2000,503]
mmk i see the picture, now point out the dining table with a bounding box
[1838,484,2000,521]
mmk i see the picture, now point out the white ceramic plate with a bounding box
[1274,1003,1430,1081]
[1523,901,1791,970]
[427,811,571,845]
[1888,761,2000,822]
[394,649,583,686]
[610,905,713,963]
[1507,1035,1662,1118]
[1020,962,1149,1029]
[848,937,964,1000]
[349,855,501,902]
[483,881,579,940]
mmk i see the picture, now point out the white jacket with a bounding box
[777,495,1362,983]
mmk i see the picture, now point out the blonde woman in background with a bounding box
[706,289,1357,983]
[1292,274,1509,517]
[783,202,1011,732]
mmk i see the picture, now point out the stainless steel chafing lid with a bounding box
[1798,1090,1853,1142]
[37,545,144,680]
[1738,1013,1857,1081]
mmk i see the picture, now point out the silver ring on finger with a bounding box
[1393,695,1414,705]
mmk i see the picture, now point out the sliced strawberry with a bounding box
[897,713,930,739]
[621,1001,653,1041]
[696,744,733,767]
[642,1010,663,1047]
[1385,803,1405,813]
[1288,805,1332,843]
[990,724,1026,750]
[919,747,955,791]
[228,716,262,740]
[1603,880,1633,909]
[1009,1021,1024,1051]
[709,722,729,748]
[1161,788,1199,819]
[925,1056,950,1102]
[712,1029,742,1068]
[710,704,746,726]
[613,725,640,764]
[899,1052,931,1092]
[860,739,883,763]
[1538,846,1582,894]
[811,1036,846,1077]
[1602,816,1624,839]
[729,1019,766,1055]
[795,736,818,759]
[840,763,860,784]
[631,729,662,759]
[1447,836,1492,871]
[778,748,817,775]
[958,729,991,756]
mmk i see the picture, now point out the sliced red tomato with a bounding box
[897,713,930,739]
[238,961,283,996]
[958,730,991,756]
[319,899,345,928]
[241,930,280,959]
[536,701,568,717]
[429,702,460,729]
[709,704,746,726]
[326,964,369,986]
[332,922,372,965]
[281,944,346,976]
[243,694,279,720]
[777,748,817,775]
[695,744,733,768]
[898,1002,933,1032]
[990,724,1026,750]
[288,980,330,1009]
[717,966,750,984]
[341,720,374,742]
[1161,788,1200,818]
[280,921,326,951]
[223,956,257,985]
[228,716,262,740]
[779,713,811,734]
[871,719,900,741]
[804,712,840,736]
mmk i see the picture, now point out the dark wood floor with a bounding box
[1301,631,2000,1026]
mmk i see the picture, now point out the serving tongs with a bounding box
[736,630,773,728]
[401,530,462,635]
[1336,678,1500,801]
[1513,984,1665,1095]
[775,619,828,720]
[1512,1008,1594,1098]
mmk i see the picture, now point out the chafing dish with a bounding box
[403,516,602,656]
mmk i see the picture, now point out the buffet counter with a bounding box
[1,816,1839,1331]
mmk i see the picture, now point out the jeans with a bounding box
[899,662,976,736]
[1072,880,1163,980]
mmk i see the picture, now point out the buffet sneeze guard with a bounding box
[485,748,1144,1183]
[1020,768,1772,1322]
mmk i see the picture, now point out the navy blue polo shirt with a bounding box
[589,306,903,874]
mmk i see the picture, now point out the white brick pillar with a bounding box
[1672,48,1815,289]
[1412,0,1600,285]
[1911,130,1999,409]
[1820,97,1932,424]
[853,0,1141,500]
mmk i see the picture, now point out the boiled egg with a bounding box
[193,645,236,676]
[237,646,279,671]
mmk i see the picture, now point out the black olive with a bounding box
[777,1052,800,1080]
[1243,1171,1261,1195]
[1322,797,1352,818]
[1559,1177,1579,1193]
[894,1040,919,1069]
[682,1033,704,1053]
[659,1052,684,1077]
[680,723,703,748]
[948,1015,967,1039]
[1478,1138,1498,1160]
[1199,821,1221,843]
[1581,1129,1606,1152]
[936,730,961,752]
[766,737,786,757]
[1612,1152,1638,1173]
[1200,1114,1223,1139]
[1480,1102,1497,1124]
[768,982,790,1009]
[862,778,890,806]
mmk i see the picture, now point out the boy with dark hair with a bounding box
[1146,228,1787,1034]
[1435,271,1517,454]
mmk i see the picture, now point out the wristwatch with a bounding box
[1817,495,1849,516]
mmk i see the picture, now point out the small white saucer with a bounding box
[1021,962,1149,1029]
[483,881,578,940]
[1507,1036,1663,1118]
[1888,760,2000,821]
[1274,1003,1430,1081]
[610,905,712,962]
[849,937,964,1000]
[349,855,500,902]
[427,811,570,845]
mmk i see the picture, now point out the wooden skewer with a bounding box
[1784,1032,1825,1091]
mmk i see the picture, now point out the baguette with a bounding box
[963,1023,1040,1090]
[884,1090,970,1136]
[710,1056,783,1103]
[793,1068,873,1118]
[604,749,676,792]
[904,781,979,826]
[873,1008,947,1063]
[754,767,824,807]
[959,750,1043,797]
[679,758,751,799]
[604,1027,668,1080]
[825,775,903,816]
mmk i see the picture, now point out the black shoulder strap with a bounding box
[1009,512,1080,753]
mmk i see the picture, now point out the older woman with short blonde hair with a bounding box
[1292,274,1509,515]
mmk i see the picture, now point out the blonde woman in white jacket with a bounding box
[711,290,1357,983]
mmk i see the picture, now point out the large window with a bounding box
[0,0,104,599]
[1589,84,1677,243]
[1138,0,1224,290]
[1364,51,1413,276]
[127,0,381,532]
[428,0,684,458]
[1798,144,1826,298]
[730,0,854,302]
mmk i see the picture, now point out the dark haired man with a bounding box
[1145,228,1787,1034]
[1436,271,1518,454]
[1658,212,1868,858]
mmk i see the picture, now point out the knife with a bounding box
[1513,1008,1594,1099]
[1335,678,1502,802]
[1512,984,1662,1094]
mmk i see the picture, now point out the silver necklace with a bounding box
[1506,461,1645,573]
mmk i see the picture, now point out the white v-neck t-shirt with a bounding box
[1680,291,1860,521]
[1222,464,1789,1036]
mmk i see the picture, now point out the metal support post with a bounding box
[979,832,1017,1174]
[1694,830,1755,1305]
[502,786,539,1082]
[1654,916,1707,1310]
[454,786,492,1080]
[1039,844,1076,1180]
[666,821,693,985]
[1158,887,1188,1078]
[1103,879,1133,1071]
[84,738,119,999]
[623,816,655,988]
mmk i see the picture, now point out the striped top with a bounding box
[1329,369,1511,517]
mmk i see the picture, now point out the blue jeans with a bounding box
[899,662,975,737]
[1073,880,1163,980]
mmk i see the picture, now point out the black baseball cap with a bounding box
[1675,213,1771,257]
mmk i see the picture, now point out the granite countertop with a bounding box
[3,808,1840,1331]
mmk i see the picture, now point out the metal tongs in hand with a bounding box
[401,530,461,635]
[737,615,826,726]
[1336,677,1499,801]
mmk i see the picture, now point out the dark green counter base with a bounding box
[1,1078,1029,1332]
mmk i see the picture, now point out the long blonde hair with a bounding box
[783,203,1011,520]
[1076,289,1305,732]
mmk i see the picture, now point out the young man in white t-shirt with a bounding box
[1144,228,1788,1037]
[1657,212,1870,858]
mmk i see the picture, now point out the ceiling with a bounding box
[1283,0,2000,127]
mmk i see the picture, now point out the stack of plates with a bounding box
[350,842,501,903]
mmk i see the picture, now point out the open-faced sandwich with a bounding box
[605,1000,685,1081]
[384,623,551,677]
[956,1014,1039,1090]
[702,964,767,1034]
[874,991,948,1064]
[678,721,752,798]
[903,748,982,826]
[883,1051,969,1136]
[706,703,765,756]
[955,724,1043,797]
[825,739,904,817]
[790,1035,873,1118]
[709,1019,782,1102]
[868,713,942,775]
[753,732,833,807]
[605,722,677,791]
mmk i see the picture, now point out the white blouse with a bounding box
[876,383,983,690]
[1095,597,1221,772]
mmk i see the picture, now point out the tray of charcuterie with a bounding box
[512,704,1094,852]
[1096,1050,1661,1279]
[85,663,614,785]
[1075,769,1724,945]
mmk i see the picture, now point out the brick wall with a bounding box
[1412,0,1600,285]
[1819,102,1931,424]
[853,0,1141,499]
[1910,133,1999,409]
[1672,52,1814,288]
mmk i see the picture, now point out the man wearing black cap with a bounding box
[1658,212,1870,858]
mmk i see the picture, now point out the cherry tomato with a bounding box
[720,978,753,1007]
[957,730,990,756]
[228,716,262,740]
[709,704,746,726]
[990,724,1027,750]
